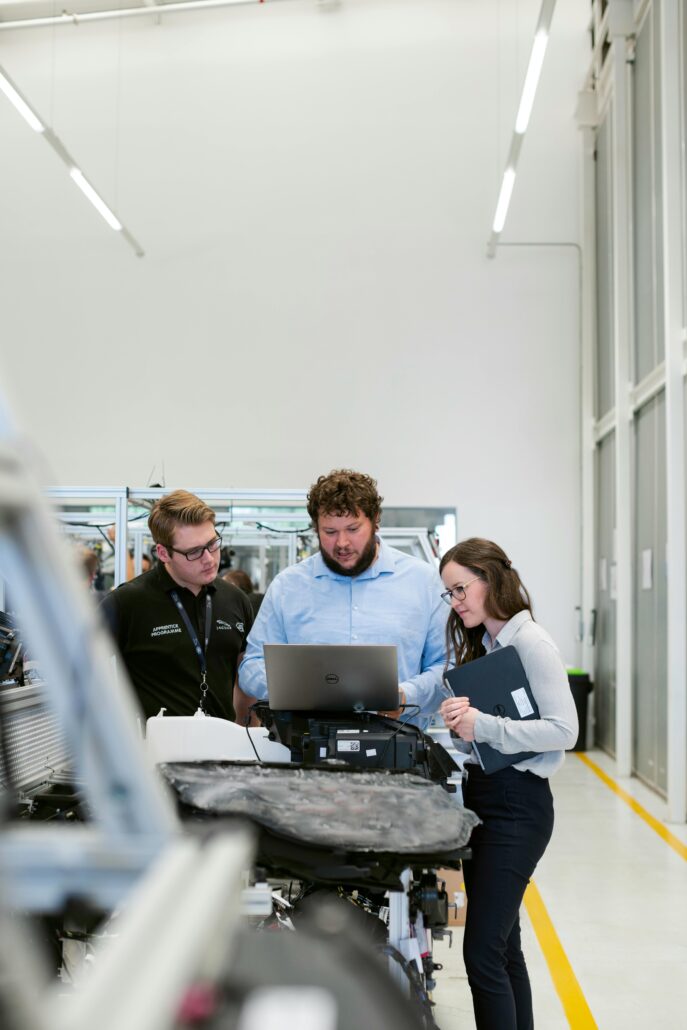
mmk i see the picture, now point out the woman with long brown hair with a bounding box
[439,538,577,1030]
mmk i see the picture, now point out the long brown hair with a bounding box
[439,538,533,666]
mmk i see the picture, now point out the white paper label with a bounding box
[319,747,327,758]
[610,563,617,601]
[337,740,360,752]
[238,987,337,1030]
[365,748,377,757]
[511,687,534,718]
[641,548,653,590]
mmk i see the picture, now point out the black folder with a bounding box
[443,645,540,774]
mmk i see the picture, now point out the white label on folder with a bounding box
[365,748,377,757]
[511,687,534,718]
[320,747,327,758]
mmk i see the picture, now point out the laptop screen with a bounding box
[264,643,399,712]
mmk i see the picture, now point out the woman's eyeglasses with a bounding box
[440,576,481,606]
[168,534,222,562]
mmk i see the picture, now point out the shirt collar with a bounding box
[154,561,217,596]
[312,535,396,581]
[482,608,532,651]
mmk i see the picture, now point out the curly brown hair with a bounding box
[439,538,533,666]
[306,469,383,526]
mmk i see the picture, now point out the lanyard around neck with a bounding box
[170,589,213,710]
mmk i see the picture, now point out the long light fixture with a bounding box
[0,68,44,132]
[492,168,516,235]
[0,63,143,256]
[70,169,122,232]
[0,0,286,33]
[514,29,549,134]
[487,0,556,258]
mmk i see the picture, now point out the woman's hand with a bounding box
[440,695,470,730]
[453,706,478,742]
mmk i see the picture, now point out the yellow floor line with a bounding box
[524,879,598,1029]
[576,752,687,862]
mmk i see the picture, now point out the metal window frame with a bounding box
[659,0,687,823]
[582,0,687,820]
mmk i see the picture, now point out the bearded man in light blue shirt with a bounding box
[237,469,448,729]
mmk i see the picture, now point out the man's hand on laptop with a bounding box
[379,687,406,720]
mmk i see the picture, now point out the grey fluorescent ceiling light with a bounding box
[487,0,556,258]
[0,63,144,257]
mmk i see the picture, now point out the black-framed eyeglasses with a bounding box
[440,577,481,606]
[168,534,222,562]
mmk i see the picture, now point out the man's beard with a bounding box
[319,531,378,578]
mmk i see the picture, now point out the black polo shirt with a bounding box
[100,563,254,721]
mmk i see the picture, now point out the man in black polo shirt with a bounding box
[101,490,253,721]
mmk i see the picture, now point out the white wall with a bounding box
[0,0,589,660]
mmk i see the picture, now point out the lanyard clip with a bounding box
[199,670,209,712]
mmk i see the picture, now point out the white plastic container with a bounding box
[146,709,291,765]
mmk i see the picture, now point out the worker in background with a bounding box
[101,490,253,721]
[79,547,107,603]
[237,468,447,727]
[98,526,135,590]
[80,548,99,589]
[222,567,264,617]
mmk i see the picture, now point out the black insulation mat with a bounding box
[161,761,479,888]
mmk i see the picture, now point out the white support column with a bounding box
[114,492,129,587]
[609,9,634,776]
[387,868,413,994]
[577,99,599,682]
[658,0,687,823]
[133,529,144,576]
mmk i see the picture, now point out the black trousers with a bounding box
[461,763,554,1030]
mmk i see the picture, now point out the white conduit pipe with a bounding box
[0,0,297,32]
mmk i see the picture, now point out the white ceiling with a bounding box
[0,0,590,262]
[0,0,590,659]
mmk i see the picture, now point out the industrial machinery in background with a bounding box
[43,485,457,592]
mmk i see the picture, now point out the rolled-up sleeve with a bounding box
[399,588,450,718]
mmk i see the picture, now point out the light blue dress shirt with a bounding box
[238,538,449,728]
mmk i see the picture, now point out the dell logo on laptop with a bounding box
[325,673,340,685]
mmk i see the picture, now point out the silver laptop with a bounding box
[264,644,399,711]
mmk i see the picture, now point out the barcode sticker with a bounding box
[337,740,361,752]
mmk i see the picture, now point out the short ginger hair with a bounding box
[148,490,216,550]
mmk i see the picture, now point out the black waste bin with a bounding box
[567,670,592,751]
